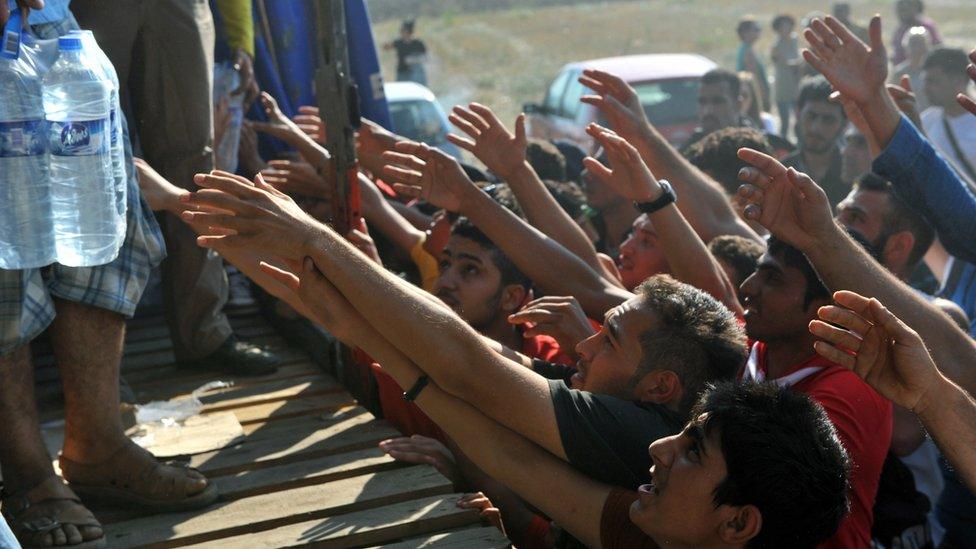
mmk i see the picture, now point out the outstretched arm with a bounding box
[447,103,619,283]
[264,260,609,547]
[736,148,976,398]
[384,142,633,318]
[584,125,742,314]
[579,70,761,244]
[182,171,574,461]
[811,291,976,492]
[805,16,976,262]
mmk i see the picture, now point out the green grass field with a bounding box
[370,0,976,125]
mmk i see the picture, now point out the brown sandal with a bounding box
[59,440,218,512]
[1,475,106,549]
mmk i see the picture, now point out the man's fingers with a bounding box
[786,167,827,203]
[514,113,527,147]
[508,309,560,325]
[581,156,614,187]
[193,172,264,199]
[816,305,872,336]
[867,298,920,345]
[298,105,319,115]
[259,261,301,292]
[448,112,481,139]
[468,102,505,130]
[900,74,912,93]
[737,166,773,190]
[831,290,873,315]
[737,147,788,181]
[392,183,423,199]
[578,76,609,95]
[382,164,423,186]
[867,15,883,53]
[382,150,427,171]
[823,15,860,46]
[801,48,828,75]
[957,93,976,117]
[180,211,250,234]
[446,132,477,152]
[809,320,864,354]
[813,340,857,370]
[811,18,842,50]
[451,106,489,134]
[802,27,832,60]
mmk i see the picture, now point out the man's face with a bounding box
[797,101,846,155]
[739,252,822,342]
[434,235,511,332]
[840,130,871,183]
[573,296,656,398]
[836,188,889,245]
[630,416,732,546]
[617,215,670,291]
[923,67,967,110]
[698,82,740,134]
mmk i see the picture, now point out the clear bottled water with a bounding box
[70,30,126,225]
[0,16,55,269]
[42,35,121,266]
[214,61,244,173]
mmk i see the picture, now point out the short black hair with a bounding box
[709,235,767,288]
[737,17,760,38]
[694,381,850,548]
[701,69,742,100]
[526,138,568,182]
[853,173,934,267]
[772,14,796,31]
[543,179,589,220]
[553,139,588,183]
[766,235,830,308]
[400,19,415,33]
[797,75,845,118]
[633,275,748,415]
[923,47,970,79]
[684,127,773,195]
[451,217,531,289]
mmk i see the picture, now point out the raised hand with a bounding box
[180,171,325,260]
[957,50,976,117]
[888,75,923,129]
[231,49,260,107]
[260,160,329,200]
[736,148,835,251]
[809,291,941,412]
[379,435,462,486]
[294,106,326,143]
[508,296,594,358]
[357,118,402,173]
[581,124,663,201]
[578,69,649,141]
[447,103,526,180]
[381,141,477,213]
[250,92,305,144]
[803,16,887,105]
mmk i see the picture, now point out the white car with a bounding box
[385,81,462,159]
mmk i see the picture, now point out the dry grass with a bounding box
[371,0,975,124]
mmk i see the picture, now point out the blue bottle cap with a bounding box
[58,36,82,51]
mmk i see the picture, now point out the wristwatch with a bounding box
[633,180,677,214]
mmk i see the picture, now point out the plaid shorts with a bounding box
[0,17,167,356]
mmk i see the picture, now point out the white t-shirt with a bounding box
[921,107,976,182]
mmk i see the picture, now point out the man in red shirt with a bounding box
[739,234,892,548]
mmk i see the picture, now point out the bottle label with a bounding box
[48,118,109,156]
[0,120,46,158]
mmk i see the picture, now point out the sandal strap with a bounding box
[1,476,101,539]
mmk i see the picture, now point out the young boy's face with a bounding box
[630,415,735,546]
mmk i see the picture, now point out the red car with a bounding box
[524,53,717,149]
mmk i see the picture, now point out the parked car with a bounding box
[524,53,717,149]
[385,81,461,159]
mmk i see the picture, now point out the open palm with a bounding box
[803,16,888,105]
[447,104,526,180]
[736,148,834,251]
[381,141,473,213]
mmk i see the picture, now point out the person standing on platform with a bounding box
[70,0,281,376]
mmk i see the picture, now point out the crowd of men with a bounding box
[1,0,976,548]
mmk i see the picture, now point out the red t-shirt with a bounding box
[521,333,575,365]
[744,342,892,549]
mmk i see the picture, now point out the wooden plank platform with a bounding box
[40,307,509,547]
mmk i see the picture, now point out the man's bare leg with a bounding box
[51,299,208,498]
[0,345,103,547]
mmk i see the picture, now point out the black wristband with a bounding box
[403,375,430,402]
[633,180,677,214]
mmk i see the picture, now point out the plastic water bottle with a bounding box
[70,30,126,225]
[43,35,120,266]
[213,61,244,173]
[0,15,56,269]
